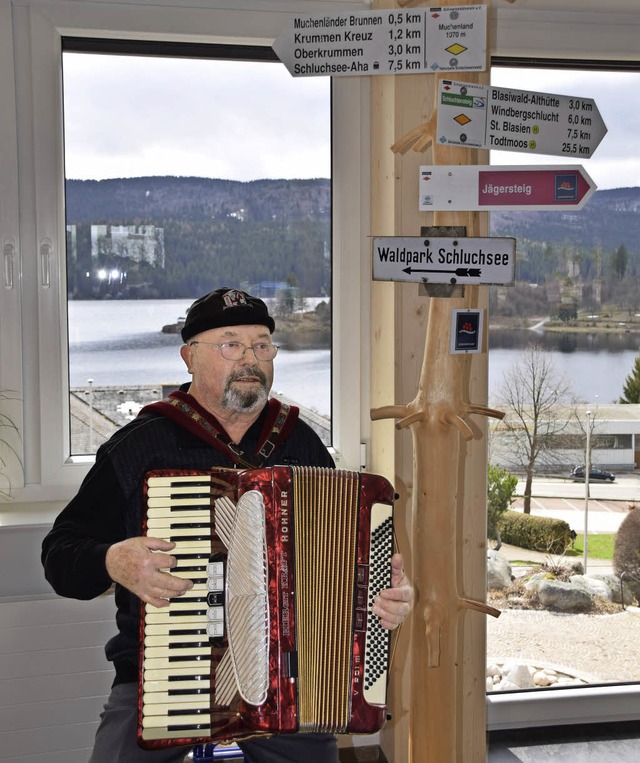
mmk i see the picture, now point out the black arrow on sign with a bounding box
[402,266,481,277]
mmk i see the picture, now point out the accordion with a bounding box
[137,465,395,749]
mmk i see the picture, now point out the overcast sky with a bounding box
[62,54,331,182]
[63,54,636,191]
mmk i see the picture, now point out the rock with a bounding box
[488,662,587,692]
[570,574,613,601]
[533,670,553,686]
[597,573,636,605]
[502,663,535,689]
[537,580,593,612]
[487,550,513,590]
[524,571,553,593]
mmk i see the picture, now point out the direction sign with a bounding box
[419,165,597,211]
[272,5,486,78]
[436,80,607,158]
[373,236,516,285]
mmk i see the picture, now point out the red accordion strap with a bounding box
[138,390,298,468]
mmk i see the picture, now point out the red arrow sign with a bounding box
[478,168,593,207]
[419,164,596,211]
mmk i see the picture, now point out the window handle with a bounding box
[3,238,15,289]
[40,237,52,288]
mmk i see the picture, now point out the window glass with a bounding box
[62,50,331,456]
[488,65,640,693]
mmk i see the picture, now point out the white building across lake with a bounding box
[490,403,640,474]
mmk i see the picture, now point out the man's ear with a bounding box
[179,344,193,374]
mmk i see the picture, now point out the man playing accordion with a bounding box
[42,287,412,763]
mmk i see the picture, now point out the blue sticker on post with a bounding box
[450,308,484,354]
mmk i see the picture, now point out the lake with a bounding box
[489,328,640,405]
[68,300,640,416]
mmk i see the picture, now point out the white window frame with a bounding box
[0,0,22,495]
[2,0,370,509]
[486,2,640,735]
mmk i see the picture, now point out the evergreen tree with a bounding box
[620,354,640,403]
[611,243,629,279]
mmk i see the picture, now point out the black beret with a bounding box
[181,287,275,342]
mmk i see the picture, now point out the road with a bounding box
[512,472,640,534]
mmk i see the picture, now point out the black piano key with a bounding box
[169,708,209,716]
[167,628,208,636]
[168,674,208,682]
[169,654,211,662]
[168,723,210,731]
[168,609,208,617]
[169,642,209,649]
[174,565,207,573]
[170,534,213,542]
[168,687,213,696]
[168,596,208,604]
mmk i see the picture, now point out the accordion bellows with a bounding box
[137,465,395,749]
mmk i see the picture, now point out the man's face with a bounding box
[180,324,275,416]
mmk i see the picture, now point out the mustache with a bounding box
[225,364,268,388]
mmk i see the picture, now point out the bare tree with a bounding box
[496,343,574,513]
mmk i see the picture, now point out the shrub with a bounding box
[497,509,573,554]
[613,507,640,596]
[487,464,518,550]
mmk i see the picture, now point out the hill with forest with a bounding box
[65,176,331,299]
[65,176,640,304]
[490,186,640,265]
[66,176,330,224]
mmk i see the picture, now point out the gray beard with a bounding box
[221,366,269,414]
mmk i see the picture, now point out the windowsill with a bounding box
[0,500,67,528]
[487,683,640,730]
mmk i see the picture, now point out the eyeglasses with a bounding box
[188,340,279,361]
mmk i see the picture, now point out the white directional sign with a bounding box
[419,165,597,211]
[436,79,607,158]
[273,6,486,78]
[373,236,516,285]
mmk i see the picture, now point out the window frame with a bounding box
[3,0,369,508]
[486,54,640,730]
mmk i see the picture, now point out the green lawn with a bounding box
[566,533,615,561]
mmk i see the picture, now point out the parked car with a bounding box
[570,465,616,482]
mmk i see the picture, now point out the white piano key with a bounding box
[143,695,210,712]
[144,632,209,647]
[147,475,215,487]
[143,678,211,694]
[144,643,211,659]
[144,611,209,625]
[141,712,211,729]
[143,665,211,681]
[143,656,211,671]
[140,725,203,741]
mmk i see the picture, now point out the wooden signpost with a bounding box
[369,2,505,763]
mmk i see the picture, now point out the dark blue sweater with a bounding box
[41,401,334,684]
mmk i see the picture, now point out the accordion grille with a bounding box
[292,466,359,733]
